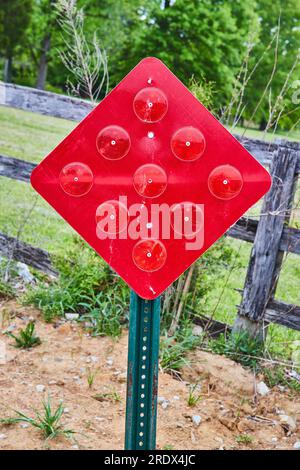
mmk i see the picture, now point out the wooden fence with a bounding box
[0,81,299,336]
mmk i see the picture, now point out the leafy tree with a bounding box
[243,0,300,130]
[0,0,33,82]
[119,0,259,107]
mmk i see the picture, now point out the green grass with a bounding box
[0,105,75,163]
[0,397,75,440]
[8,321,41,349]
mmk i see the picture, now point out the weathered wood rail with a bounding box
[0,82,299,335]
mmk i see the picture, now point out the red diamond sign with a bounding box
[31,57,271,299]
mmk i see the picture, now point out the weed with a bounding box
[0,279,15,300]
[8,321,41,349]
[86,367,99,389]
[92,390,121,403]
[263,366,300,393]
[0,397,75,440]
[209,331,264,369]
[163,444,174,450]
[160,324,201,373]
[235,434,254,445]
[24,240,129,330]
[187,383,202,407]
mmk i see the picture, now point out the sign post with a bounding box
[125,292,160,450]
[31,57,272,450]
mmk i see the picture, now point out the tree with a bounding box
[0,0,33,82]
[243,0,300,130]
[119,0,259,108]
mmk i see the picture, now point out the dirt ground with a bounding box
[0,300,299,450]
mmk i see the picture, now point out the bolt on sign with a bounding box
[31,57,272,449]
[31,57,271,299]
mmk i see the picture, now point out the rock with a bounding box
[271,437,278,442]
[293,442,300,450]
[192,415,202,426]
[279,414,297,433]
[0,434,7,440]
[63,408,70,414]
[95,417,105,422]
[17,262,34,283]
[192,325,203,336]
[20,423,29,429]
[161,401,169,410]
[5,324,17,333]
[90,356,99,363]
[106,358,113,366]
[72,445,79,450]
[65,313,79,321]
[36,384,45,393]
[173,395,180,401]
[157,396,166,404]
[257,381,270,396]
[48,380,57,385]
[57,323,72,335]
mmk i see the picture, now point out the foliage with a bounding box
[24,237,129,330]
[263,366,300,393]
[0,0,33,80]
[187,383,202,407]
[0,279,15,300]
[92,390,121,403]
[8,321,41,349]
[54,0,109,102]
[209,331,264,369]
[121,0,260,108]
[235,434,254,445]
[0,397,75,440]
[159,324,201,372]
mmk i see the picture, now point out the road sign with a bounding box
[31,57,272,300]
[31,57,272,450]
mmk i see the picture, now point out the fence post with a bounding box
[233,143,298,340]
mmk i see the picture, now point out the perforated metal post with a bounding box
[125,291,161,450]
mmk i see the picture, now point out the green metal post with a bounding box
[125,291,161,450]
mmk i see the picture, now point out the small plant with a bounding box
[160,324,200,373]
[8,321,41,349]
[209,331,264,369]
[0,279,14,300]
[235,434,254,445]
[187,383,202,407]
[263,366,300,393]
[86,367,99,389]
[92,390,121,403]
[163,444,174,450]
[0,397,75,440]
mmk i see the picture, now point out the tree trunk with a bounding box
[4,56,13,83]
[36,33,51,90]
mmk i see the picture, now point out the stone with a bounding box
[257,381,270,396]
[65,313,79,321]
[279,414,297,433]
[192,325,203,336]
[20,423,29,429]
[36,384,45,393]
[293,442,300,450]
[161,401,169,410]
[0,434,7,440]
[17,262,34,283]
[192,415,202,426]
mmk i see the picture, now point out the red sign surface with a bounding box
[31,57,271,299]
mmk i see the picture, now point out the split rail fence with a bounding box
[0,82,299,336]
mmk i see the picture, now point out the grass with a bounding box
[8,321,41,349]
[187,384,202,407]
[0,397,75,440]
[235,434,254,445]
[92,390,122,403]
[0,105,300,361]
